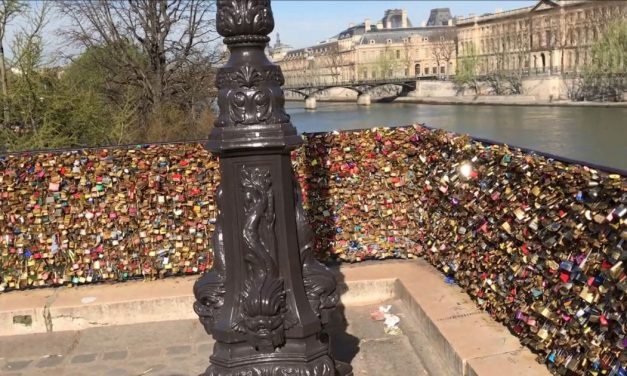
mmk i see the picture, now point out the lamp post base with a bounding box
[202,340,353,376]
[202,358,352,376]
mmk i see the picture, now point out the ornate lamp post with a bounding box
[193,1,352,375]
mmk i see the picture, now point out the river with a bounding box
[285,102,627,171]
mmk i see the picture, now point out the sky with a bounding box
[3,1,538,62]
[272,1,537,49]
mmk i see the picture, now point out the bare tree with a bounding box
[324,43,345,84]
[484,25,530,95]
[0,0,26,124]
[401,37,414,78]
[56,0,219,136]
[431,29,456,78]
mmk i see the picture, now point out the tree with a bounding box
[0,0,26,124]
[375,46,395,79]
[401,37,414,78]
[574,19,627,101]
[431,29,456,78]
[324,43,346,84]
[56,0,220,139]
[485,29,530,95]
[0,2,113,151]
[454,42,479,94]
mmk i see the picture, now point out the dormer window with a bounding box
[386,39,392,44]
[370,39,375,44]
[402,38,408,43]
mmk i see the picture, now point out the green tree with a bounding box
[375,46,397,79]
[0,3,115,151]
[0,0,27,125]
[57,0,219,141]
[454,42,479,95]
[572,19,627,101]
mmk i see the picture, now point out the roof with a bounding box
[282,41,338,60]
[358,26,455,45]
[381,9,413,28]
[454,0,587,25]
[426,8,453,26]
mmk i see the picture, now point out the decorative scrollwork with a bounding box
[194,185,227,334]
[216,66,285,89]
[216,0,274,40]
[235,166,288,352]
[215,65,290,128]
[294,179,339,325]
[206,356,335,376]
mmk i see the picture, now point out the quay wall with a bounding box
[0,125,625,375]
[287,76,580,102]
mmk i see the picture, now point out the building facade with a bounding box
[271,8,457,87]
[270,0,626,88]
[454,0,625,75]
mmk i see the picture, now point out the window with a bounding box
[424,67,429,74]
[386,39,392,44]
[402,38,408,43]
[440,66,445,74]
[370,39,375,44]
[432,67,437,74]
[423,37,428,42]
[396,50,400,59]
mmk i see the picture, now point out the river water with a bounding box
[285,102,627,171]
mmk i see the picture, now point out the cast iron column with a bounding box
[193,1,352,375]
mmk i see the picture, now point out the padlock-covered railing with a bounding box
[0,124,625,375]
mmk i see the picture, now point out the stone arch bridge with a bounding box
[283,77,430,108]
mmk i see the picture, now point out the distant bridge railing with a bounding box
[283,75,440,90]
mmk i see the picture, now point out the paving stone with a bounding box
[361,337,429,375]
[0,304,433,375]
[130,347,162,358]
[71,353,98,364]
[145,363,167,373]
[105,367,130,376]
[3,360,32,371]
[37,355,63,368]
[166,344,192,355]
[102,350,128,361]
[196,342,213,354]
[35,355,64,368]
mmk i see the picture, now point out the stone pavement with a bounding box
[0,301,430,376]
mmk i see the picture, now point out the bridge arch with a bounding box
[284,86,366,98]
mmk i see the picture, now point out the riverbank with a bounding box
[396,95,627,107]
[286,96,627,107]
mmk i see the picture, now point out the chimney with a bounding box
[377,21,384,30]
[402,9,408,28]
[421,21,427,27]
[364,18,371,32]
[349,22,355,28]
[386,19,392,29]
[448,19,454,26]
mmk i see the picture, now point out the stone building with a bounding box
[456,0,627,75]
[271,8,457,87]
[270,0,626,88]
